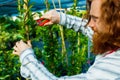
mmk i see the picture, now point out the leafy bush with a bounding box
[0,16,23,80]
[0,0,93,79]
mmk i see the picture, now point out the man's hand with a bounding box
[13,40,32,56]
[41,9,60,26]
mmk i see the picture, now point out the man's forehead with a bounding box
[90,0,102,17]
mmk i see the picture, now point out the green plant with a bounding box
[0,16,24,80]
[0,0,91,79]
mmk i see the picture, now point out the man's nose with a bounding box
[88,19,94,28]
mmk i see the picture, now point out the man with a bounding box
[13,0,120,79]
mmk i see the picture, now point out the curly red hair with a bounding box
[87,0,120,54]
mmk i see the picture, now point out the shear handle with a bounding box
[36,18,50,26]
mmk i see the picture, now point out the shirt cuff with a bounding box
[59,12,66,26]
[20,48,37,65]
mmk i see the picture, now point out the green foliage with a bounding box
[0,16,23,80]
[0,0,91,79]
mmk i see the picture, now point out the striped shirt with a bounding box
[20,12,120,80]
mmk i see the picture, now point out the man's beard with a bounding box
[92,31,118,54]
[92,32,108,54]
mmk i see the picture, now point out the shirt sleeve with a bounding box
[59,12,93,40]
[20,48,120,80]
[20,48,87,80]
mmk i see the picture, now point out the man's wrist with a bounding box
[20,48,36,65]
[59,12,66,25]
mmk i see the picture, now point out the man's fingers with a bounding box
[13,50,17,54]
[15,41,21,46]
[44,22,53,26]
[13,46,18,51]
[20,40,24,44]
[13,50,19,55]
[41,15,50,19]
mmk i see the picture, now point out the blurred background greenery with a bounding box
[0,0,94,80]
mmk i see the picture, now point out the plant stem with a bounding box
[57,0,68,66]
[23,0,29,40]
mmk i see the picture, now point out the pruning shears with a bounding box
[36,18,50,26]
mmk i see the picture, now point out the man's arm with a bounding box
[41,10,93,40]
[59,12,93,40]
[20,48,87,80]
[17,41,120,80]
